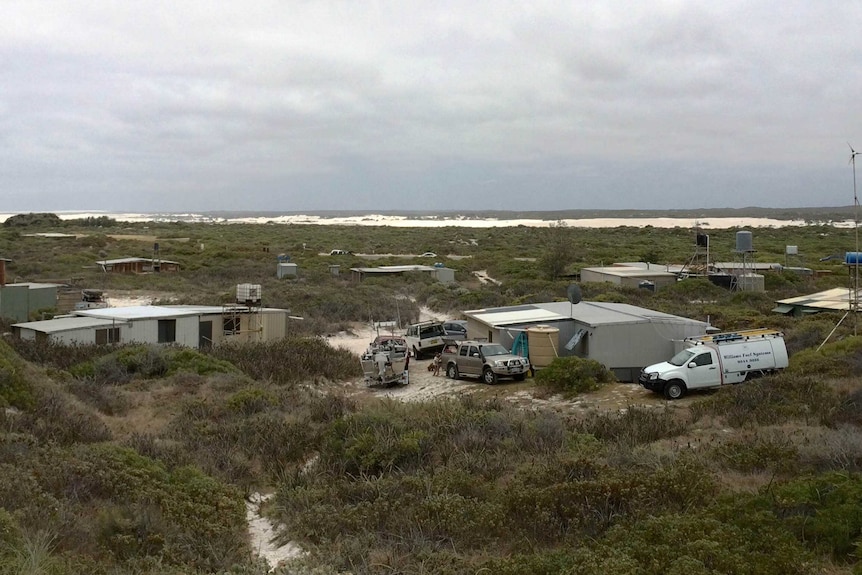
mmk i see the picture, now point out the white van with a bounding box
[639,329,789,399]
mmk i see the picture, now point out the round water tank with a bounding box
[735,230,754,252]
[845,252,862,265]
[527,325,560,369]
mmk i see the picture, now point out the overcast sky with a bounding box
[3,1,862,213]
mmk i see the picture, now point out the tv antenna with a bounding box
[851,143,860,335]
[820,144,861,349]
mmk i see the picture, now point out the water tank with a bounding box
[735,231,754,252]
[737,273,765,292]
[846,252,862,265]
[237,283,262,304]
[527,325,560,370]
[277,263,298,279]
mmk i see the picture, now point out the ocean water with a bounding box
[0,211,853,229]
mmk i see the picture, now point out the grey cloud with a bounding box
[2,1,862,212]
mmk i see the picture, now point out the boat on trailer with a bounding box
[360,335,410,386]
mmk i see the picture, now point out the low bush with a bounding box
[711,432,799,474]
[534,356,615,396]
[7,339,117,371]
[570,510,813,575]
[788,335,862,378]
[66,380,131,416]
[0,340,35,409]
[210,337,360,385]
[689,373,837,427]
[578,406,689,447]
[11,389,112,445]
[761,471,862,561]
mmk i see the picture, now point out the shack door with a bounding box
[199,321,213,349]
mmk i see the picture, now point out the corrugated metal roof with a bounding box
[465,301,708,329]
[713,262,782,272]
[74,305,288,320]
[351,265,440,273]
[467,306,569,326]
[581,266,677,278]
[774,287,859,312]
[13,316,122,334]
[75,305,222,320]
[5,282,63,289]
[98,257,180,265]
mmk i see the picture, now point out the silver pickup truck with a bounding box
[441,340,530,384]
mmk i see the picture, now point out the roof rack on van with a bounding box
[686,328,783,344]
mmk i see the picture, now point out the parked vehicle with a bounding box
[441,340,530,384]
[405,320,447,359]
[639,329,788,399]
[442,320,468,340]
[360,335,409,386]
[329,249,349,255]
[420,252,437,258]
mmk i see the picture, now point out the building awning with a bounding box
[772,304,795,314]
[565,328,588,351]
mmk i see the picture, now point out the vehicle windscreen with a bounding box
[480,344,509,357]
[668,349,696,366]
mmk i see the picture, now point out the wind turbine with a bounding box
[819,145,862,349]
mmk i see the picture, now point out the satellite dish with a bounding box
[566,283,582,305]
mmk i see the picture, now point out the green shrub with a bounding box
[225,387,278,415]
[712,433,799,473]
[167,348,240,376]
[789,336,862,378]
[66,380,131,416]
[690,373,837,427]
[578,406,689,446]
[12,389,112,445]
[0,340,35,409]
[763,471,862,561]
[571,510,814,575]
[534,356,615,395]
[211,337,360,385]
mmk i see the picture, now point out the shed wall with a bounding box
[580,270,623,285]
[27,286,58,314]
[0,286,30,322]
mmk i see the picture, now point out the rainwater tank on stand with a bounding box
[735,231,754,253]
[527,325,560,371]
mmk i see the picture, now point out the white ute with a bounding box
[639,328,789,399]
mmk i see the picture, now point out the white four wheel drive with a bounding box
[639,328,789,399]
[404,320,447,359]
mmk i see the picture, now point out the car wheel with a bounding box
[412,346,420,359]
[483,368,498,385]
[447,363,459,380]
[664,380,686,400]
[513,373,526,382]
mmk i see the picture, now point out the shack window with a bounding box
[95,327,120,344]
[158,319,176,343]
[223,317,240,335]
